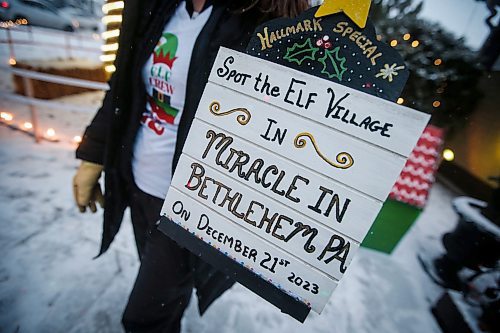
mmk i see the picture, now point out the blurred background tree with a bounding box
[369,0,483,137]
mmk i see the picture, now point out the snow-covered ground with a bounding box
[0,86,460,333]
[0,26,461,332]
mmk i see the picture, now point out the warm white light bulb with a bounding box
[105,65,116,73]
[443,149,455,162]
[0,112,13,121]
[102,15,122,25]
[100,54,117,62]
[101,43,119,52]
[46,128,56,137]
[101,29,120,40]
[102,1,124,14]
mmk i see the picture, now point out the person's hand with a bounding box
[73,161,105,213]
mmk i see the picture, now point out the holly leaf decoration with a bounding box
[318,47,347,81]
[284,39,318,66]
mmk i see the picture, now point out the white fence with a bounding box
[0,25,107,142]
[0,65,109,142]
[0,25,102,62]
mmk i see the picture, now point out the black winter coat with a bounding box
[76,0,266,315]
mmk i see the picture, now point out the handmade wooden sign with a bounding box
[158,6,430,322]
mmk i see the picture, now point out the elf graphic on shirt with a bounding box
[142,32,180,135]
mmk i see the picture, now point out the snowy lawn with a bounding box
[0,90,456,333]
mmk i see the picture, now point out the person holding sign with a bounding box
[72,0,309,332]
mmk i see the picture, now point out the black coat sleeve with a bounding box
[75,74,116,165]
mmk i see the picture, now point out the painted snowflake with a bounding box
[375,63,405,82]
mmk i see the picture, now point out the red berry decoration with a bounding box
[316,35,332,49]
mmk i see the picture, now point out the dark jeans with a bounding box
[122,186,194,333]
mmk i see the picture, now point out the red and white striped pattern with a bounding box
[389,125,444,208]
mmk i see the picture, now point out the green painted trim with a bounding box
[361,199,422,254]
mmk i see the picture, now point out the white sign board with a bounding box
[161,48,430,314]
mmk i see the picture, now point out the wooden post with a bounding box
[28,25,34,43]
[66,34,72,58]
[6,28,16,63]
[22,77,41,143]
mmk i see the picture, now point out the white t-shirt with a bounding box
[132,2,212,199]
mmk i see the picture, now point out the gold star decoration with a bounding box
[315,0,373,29]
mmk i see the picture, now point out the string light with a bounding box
[390,40,398,47]
[411,40,420,48]
[434,58,442,66]
[397,98,404,105]
[0,18,28,28]
[0,116,77,142]
[102,1,124,14]
[9,57,16,65]
[403,33,411,41]
[101,1,124,76]
[433,100,441,108]
[443,149,455,162]
[0,112,13,121]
